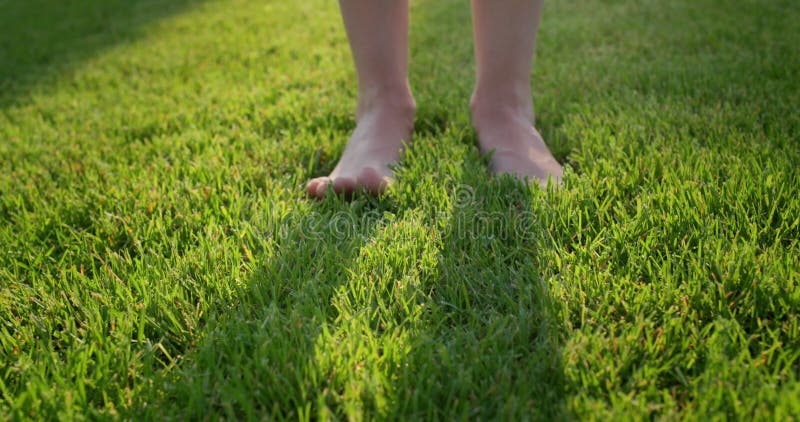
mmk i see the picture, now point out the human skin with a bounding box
[305,0,415,198]
[470,0,563,188]
[306,0,561,198]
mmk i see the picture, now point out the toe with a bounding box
[307,177,332,199]
[358,166,392,196]
[331,176,357,197]
[313,178,333,198]
[306,177,325,198]
[490,150,561,189]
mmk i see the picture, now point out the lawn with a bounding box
[1,0,799,419]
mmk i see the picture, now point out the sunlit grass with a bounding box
[1,0,799,419]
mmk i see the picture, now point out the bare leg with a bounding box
[306,0,416,198]
[470,0,563,188]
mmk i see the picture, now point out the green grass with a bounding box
[1,0,799,419]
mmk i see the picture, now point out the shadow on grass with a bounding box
[128,0,567,417]
[389,176,568,419]
[0,0,205,108]
[138,179,568,419]
[135,197,395,419]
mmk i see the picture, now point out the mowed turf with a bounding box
[1,0,799,419]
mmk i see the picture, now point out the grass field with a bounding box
[2,0,799,419]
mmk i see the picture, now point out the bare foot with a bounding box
[307,97,415,198]
[471,98,563,189]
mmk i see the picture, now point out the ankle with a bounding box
[470,102,534,135]
[470,87,535,129]
[356,84,416,121]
